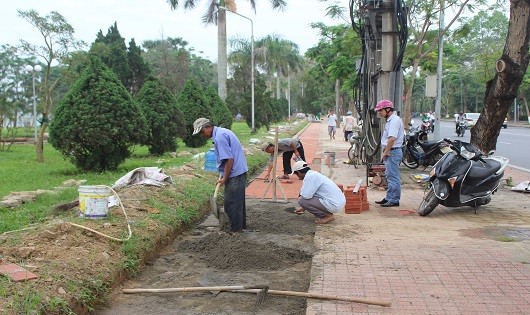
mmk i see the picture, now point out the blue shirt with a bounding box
[212,126,248,178]
[300,170,346,213]
[381,112,404,149]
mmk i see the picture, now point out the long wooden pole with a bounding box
[235,289,391,307]
[122,287,391,307]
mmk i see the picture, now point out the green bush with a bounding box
[135,76,185,155]
[205,86,233,129]
[176,79,212,147]
[49,56,148,172]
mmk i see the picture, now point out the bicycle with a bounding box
[347,128,364,169]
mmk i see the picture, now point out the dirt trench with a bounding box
[97,198,317,315]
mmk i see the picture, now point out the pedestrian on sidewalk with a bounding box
[291,160,346,224]
[374,100,404,207]
[342,111,356,141]
[327,109,337,140]
[262,138,306,180]
[193,117,248,232]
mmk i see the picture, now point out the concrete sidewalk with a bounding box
[247,120,530,314]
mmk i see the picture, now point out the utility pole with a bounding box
[434,0,445,140]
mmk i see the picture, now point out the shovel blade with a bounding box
[209,195,219,219]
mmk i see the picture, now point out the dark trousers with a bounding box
[282,142,306,175]
[344,130,353,142]
[224,172,247,231]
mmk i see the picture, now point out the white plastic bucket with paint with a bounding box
[78,185,112,219]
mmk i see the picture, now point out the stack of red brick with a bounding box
[343,185,369,214]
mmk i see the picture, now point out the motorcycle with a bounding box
[456,121,467,137]
[402,125,450,169]
[418,139,509,216]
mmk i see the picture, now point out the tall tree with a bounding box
[127,39,151,95]
[176,79,212,147]
[0,45,35,140]
[471,0,530,152]
[255,34,302,99]
[17,9,85,162]
[91,22,131,87]
[399,0,487,125]
[135,76,185,155]
[49,56,147,171]
[166,0,287,100]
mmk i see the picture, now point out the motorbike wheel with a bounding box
[402,148,419,169]
[418,186,439,216]
[460,127,465,137]
[417,131,428,143]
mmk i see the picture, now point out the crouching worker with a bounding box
[291,161,346,224]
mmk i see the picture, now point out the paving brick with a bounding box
[0,263,38,282]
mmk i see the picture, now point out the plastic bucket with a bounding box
[78,185,112,219]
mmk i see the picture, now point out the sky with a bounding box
[2,0,350,61]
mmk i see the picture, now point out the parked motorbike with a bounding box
[404,120,427,143]
[418,139,509,216]
[402,125,449,169]
[456,121,467,137]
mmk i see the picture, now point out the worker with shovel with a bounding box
[193,118,248,232]
[291,160,346,224]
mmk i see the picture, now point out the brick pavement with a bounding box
[247,119,530,314]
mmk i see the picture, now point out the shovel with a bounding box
[210,182,221,219]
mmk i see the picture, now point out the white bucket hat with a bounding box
[291,160,308,174]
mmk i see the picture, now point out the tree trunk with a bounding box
[36,123,47,162]
[218,9,227,100]
[276,65,281,99]
[335,79,340,115]
[471,0,530,152]
[520,90,530,123]
[403,58,420,125]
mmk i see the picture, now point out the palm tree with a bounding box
[255,34,302,99]
[166,0,287,100]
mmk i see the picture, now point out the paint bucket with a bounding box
[78,185,112,219]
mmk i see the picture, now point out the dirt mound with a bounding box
[178,233,312,271]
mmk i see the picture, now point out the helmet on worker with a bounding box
[374,100,394,111]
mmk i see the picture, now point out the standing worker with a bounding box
[374,100,404,207]
[193,118,248,232]
[327,109,338,140]
[291,160,345,224]
[261,138,306,180]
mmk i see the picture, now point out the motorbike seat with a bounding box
[467,159,502,179]
[419,140,441,151]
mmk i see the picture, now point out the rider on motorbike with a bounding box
[455,112,466,134]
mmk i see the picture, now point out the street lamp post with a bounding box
[25,64,42,143]
[218,6,255,132]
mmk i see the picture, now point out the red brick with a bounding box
[0,263,38,282]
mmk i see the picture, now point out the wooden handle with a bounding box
[122,286,390,307]
[123,285,267,294]
[234,289,391,307]
[213,182,221,198]
[213,174,222,198]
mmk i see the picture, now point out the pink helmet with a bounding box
[375,100,394,111]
